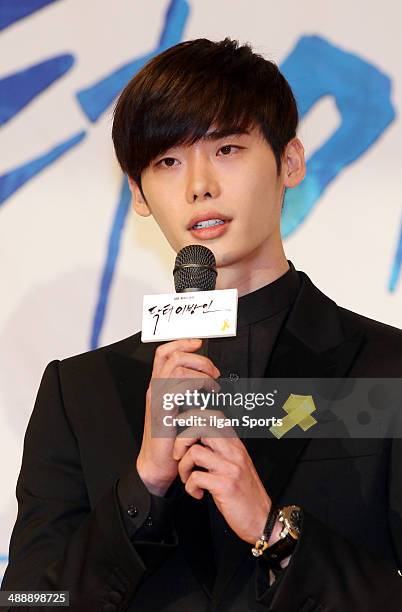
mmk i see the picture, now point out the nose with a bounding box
[185,152,220,204]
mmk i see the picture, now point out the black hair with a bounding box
[112,38,298,188]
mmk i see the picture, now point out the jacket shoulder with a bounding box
[338,305,402,343]
[337,305,402,374]
[59,331,143,371]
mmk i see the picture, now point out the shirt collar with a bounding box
[237,260,300,328]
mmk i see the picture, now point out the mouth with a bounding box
[191,218,226,229]
[188,217,232,240]
[187,211,232,229]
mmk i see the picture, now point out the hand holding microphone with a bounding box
[136,337,220,496]
[137,245,222,496]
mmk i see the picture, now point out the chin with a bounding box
[215,249,244,269]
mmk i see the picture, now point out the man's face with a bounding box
[129,125,304,285]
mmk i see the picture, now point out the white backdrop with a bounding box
[0,0,401,574]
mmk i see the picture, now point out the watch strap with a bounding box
[261,505,303,569]
[251,505,278,557]
[261,532,297,570]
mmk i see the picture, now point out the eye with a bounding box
[156,157,179,168]
[218,145,241,156]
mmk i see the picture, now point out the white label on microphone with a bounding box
[141,289,238,342]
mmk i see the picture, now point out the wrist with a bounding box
[136,457,175,496]
[246,495,271,544]
[267,516,283,546]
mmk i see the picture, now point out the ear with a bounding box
[127,176,152,217]
[282,138,306,188]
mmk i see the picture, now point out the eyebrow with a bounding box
[202,128,250,141]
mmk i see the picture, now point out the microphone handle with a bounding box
[195,337,209,358]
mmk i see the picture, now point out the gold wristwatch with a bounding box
[257,505,302,570]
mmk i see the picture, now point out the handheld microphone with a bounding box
[141,245,237,343]
[173,244,217,293]
[173,245,217,356]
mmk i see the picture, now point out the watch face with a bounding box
[281,505,303,539]
[289,507,302,536]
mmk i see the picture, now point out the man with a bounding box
[2,38,402,611]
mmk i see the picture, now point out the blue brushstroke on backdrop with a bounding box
[90,178,131,350]
[76,0,189,122]
[0,0,62,31]
[0,552,6,580]
[88,0,190,346]
[0,0,397,346]
[0,131,86,206]
[281,35,396,238]
[0,55,74,127]
[389,218,402,291]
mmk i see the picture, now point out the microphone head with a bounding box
[173,245,217,292]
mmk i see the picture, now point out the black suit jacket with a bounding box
[2,270,402,611]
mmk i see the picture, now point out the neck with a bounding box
[215,235,289,297]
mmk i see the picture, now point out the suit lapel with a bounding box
[211,271,365,607]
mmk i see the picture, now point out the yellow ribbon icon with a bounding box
[270,394,317,439]
[221,319,230,331]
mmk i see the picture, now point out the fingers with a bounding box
[148,339,221,420]
[162,350,220,379]
[154,338,202,363]
[149,371,220,403]
[177,443,216,483]
[152,339,201,374]
[174,432,242,460]
[149,374,221,421]
[173,411,241,460]
[153,339,220,379]
[184,470,223,500]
